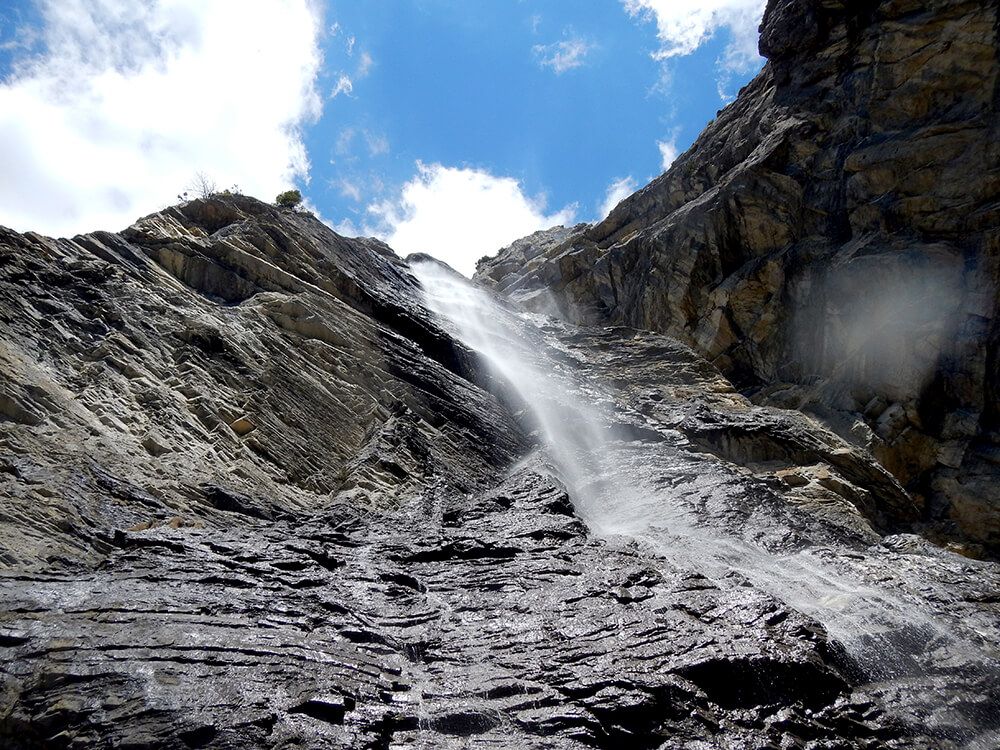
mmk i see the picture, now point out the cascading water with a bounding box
[412,259,1000,748]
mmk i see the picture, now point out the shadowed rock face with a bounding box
[475,0,1000,552]
[2,193,999,749]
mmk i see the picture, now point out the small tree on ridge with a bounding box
[275,189,303,209]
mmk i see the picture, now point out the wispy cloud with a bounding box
[598,176,637,219]
[533,36,594,75]
[0,0,323,236]
[361,162,576,276]
[0,13,41,56]
[623,0,765,99]
[335,127,356,156]
[364,131,389,156]
[329,44,372,100]
[336,178,362,202]
[333,128,388,160]
[657,136,679,170]
[357,50,373,78]
[330,74,353,98]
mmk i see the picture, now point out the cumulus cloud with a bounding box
[658,137,679,170]
[599,176,637,220]
[363,162,576,276]
[0,0,323,237]
[533,37,594,74]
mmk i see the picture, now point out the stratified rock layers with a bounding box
[3,193,999,748]
[476,0,1000,551]
[2,1,1000,746]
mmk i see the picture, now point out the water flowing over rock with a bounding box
[476,0,1000,554]
[2,1,1000,748]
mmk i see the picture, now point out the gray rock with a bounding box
[2,190,998,747]
[2,0,999,745]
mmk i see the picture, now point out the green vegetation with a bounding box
[275,189,303,208]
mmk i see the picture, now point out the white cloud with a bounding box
[329,51,370,101]
[330,74,353,98]
[714,11,764,99]
[598,176,637,220]
[336,178,362,202]
[623,0,765,59]
[533,37,594,74]
[658,137,679,170]
[362,162,576,277]
[649,63,674,98]
[0,0,323,237]
[364,131,389,156]
[357,50,373,78]
[331,216,361,237]
[332,128,387,161]
[624,0,765,99]
[335,127,356,156]
[0,17,40,55]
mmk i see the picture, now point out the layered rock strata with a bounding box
[1,195,998,748]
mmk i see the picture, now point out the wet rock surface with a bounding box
[0,465,882,750]
[5,0,1000,741]
[2,192,998,748]
[475,0,1000,553]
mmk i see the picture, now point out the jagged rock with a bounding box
[475,0,1000,552]
[2,1,1000,746]
[3,189,996,747]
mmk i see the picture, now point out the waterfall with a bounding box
[410,260,610,519]
[411,259,1000,747]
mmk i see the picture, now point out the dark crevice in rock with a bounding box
[288,695,355,725]
[178,725,218,748]
[201,484,274,520]
[679,656,846,710]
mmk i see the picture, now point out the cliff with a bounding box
[2,0,1000,747]
[477,0,1000,552]
[0,193,994,747]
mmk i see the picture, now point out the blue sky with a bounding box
[0,0,766,274]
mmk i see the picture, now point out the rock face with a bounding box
[476,0,1000,552]
[2,193,999,749]
[2,1,1000,746]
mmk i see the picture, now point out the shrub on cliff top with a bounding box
[275,189,303,208]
